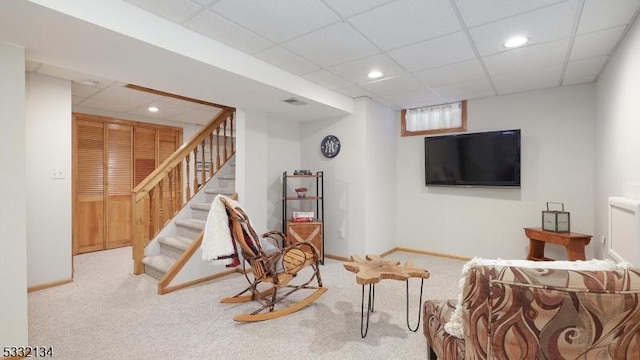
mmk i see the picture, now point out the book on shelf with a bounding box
[293,211,314,219]
[292,217,315,223]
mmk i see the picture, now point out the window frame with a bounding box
[400,100,467,137]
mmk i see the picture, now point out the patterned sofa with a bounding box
[423,262,640,359]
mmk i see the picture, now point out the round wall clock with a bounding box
[320,135,341,158]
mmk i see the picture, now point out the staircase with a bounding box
[142,162,236,284]
[131,107,239,294]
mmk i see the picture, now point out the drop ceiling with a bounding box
[4,0,640,123]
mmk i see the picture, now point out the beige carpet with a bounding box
[28,247,466,360]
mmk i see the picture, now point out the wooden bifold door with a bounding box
[73,113,182,255]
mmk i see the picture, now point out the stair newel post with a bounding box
[200,139,206,187]
[208,132,214,177]
[216,127,221,171]
[223,119,228,162]
[185,153,191,199]
[132,193,145,274]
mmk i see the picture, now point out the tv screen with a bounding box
[425,129,521,187]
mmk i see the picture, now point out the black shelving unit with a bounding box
[282,171,324,263]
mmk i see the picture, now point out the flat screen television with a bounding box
[424,129,521,187]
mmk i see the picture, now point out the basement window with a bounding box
[401,100,467,137]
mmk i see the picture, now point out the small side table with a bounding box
[524,227,592,261]
[343,254,430,338]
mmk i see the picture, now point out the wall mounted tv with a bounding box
[424,129,521,187]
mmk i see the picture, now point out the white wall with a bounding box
[235,110,269,233]
[595,17,640,260]
[363,100,397,254]
[300,97,397,257]
[0,42,28,347]
[26,72,73,286]
[267,118,301,232]
[301,100,366,257]
[396,84,596,260]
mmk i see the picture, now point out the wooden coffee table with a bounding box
[343,254,430,338]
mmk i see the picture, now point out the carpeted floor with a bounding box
[28,247,466,360]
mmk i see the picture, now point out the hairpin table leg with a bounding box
[360,283,375,338]
[406,278,424,332]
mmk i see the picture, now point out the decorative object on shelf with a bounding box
[320,135,341,158]
[294,169,312,175]
[542,202,570,232]
[295,187,308,198]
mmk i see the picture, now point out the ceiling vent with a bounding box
[282,97,307,106]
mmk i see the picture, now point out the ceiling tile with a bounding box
[128,99,194,118]
[255,46,320,75]
[36,64,113,88]
[483,39,569,75]
[282,22,379,67]
[431,78,495,102]
[349,0,460,50]
[570,25,625,60]
[332,83,377,98]
[381,89,442,109]
[469,0,577,56]
[454,0,567,27]
[562,75,596,86]
[577,0,640,34]
[168,109,221,125]
[91,85,160,110]
[492,64,562,94]
[123,0,203,23]
[360,73,423,96]
[185,10,273,54]
[303,69,354,90]
[72,96,86,105]
[192,0,221,6]
[211,0,339,43]
[78,98,136,113]
[413,59,487,88]
[327,54,405,84]
[71,83,103,98]
[388,32,476,72]
[321,0,395,18]
[564,55,608,79]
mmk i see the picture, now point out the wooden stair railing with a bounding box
[132,107,236,275]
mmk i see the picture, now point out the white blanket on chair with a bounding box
[201,194,238,264]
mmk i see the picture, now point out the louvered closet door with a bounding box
[134,127,156,240]
[105,123,133,249]
[158,129,181,226]
[74,120,105,254]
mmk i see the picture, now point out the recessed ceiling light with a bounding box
[148,106,159,113]
[504,36,529,48]
[367,70,384,79]
[78,78,99,87]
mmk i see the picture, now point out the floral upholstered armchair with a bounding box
[423,259,640,359]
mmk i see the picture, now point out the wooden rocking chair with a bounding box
[219,197,327,322]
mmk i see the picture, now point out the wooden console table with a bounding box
[524,227,592,261]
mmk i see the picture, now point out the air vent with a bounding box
[282,97,307,106]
